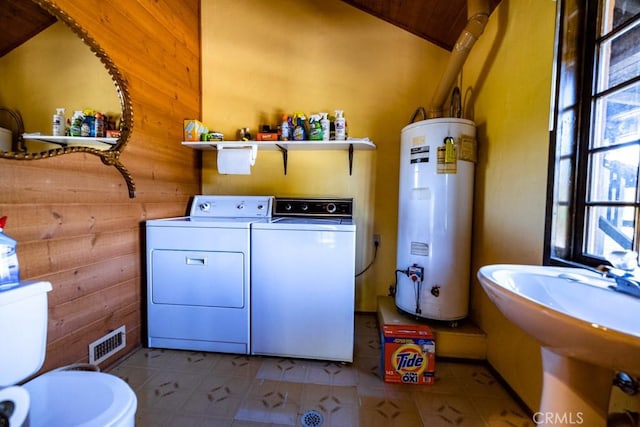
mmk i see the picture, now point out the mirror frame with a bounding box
[1,0,136,197]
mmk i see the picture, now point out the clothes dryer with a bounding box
[146,195,273,354]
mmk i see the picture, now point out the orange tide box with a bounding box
[382,324,435,384]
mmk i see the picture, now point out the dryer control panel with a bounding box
[189,195,273,218]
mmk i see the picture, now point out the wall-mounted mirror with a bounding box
[0,0,135,197]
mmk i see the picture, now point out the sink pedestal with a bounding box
[540,348,612,426]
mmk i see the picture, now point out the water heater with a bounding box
[395,118,476,321]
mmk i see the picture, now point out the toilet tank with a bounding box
[0,281,52,386]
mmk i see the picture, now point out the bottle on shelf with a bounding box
[309,114,323,140]
[320,112,330,141]
[69,111,84,137]
[293,114,307,141]
[335,110,346,141]
[52,108,66,137]
[95,112,105,137]
[280,114,290,141]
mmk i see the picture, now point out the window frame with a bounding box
[544,0,640,268]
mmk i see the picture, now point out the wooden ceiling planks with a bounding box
[0,0,55,57]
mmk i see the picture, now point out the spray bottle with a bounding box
[309,114,323,140]
[293,114,307,141]
[0,216,19,289]
[320,112,330,141]
[334,110,346,141]
[70,111,84,137]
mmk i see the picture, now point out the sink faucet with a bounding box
[604,268,640,298]
[601,250,640,298]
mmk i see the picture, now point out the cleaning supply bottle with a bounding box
[293,115,307,141]
[0,217,19,290]
[94,112,105,137]
[52,108,66,136]
[70,111,84,137]
[309,114,323,140]
[335,110,346,141]
[280,114,290,141]
[320,112,330,141]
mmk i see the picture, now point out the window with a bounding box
[546,0,640,268]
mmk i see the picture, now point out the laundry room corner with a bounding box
[199,0,450,312]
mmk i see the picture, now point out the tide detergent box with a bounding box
[382,324,435,384]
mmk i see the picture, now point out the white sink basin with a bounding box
[478,264,640,426]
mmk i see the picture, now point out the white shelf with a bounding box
[182,138,376,175]
[23,134,118,149]
[181,139,376,151]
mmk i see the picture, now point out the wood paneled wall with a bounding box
[0,0,201,371]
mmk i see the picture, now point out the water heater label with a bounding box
[410,241,429,256]
[437,146,457,174]
[459,135,477,163]
[410,146,429,164]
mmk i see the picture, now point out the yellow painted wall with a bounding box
[0,21,120,136]
[200,0,449,311]
[462,0,557,410]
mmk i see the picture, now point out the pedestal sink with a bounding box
[477,264,640,426]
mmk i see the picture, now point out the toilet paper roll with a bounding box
[217,147,255,175]
[0,386,30,426]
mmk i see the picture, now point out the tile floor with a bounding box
[108,314,534,426]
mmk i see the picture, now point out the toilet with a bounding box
[0,281,137,426]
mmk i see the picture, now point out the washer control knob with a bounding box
[199,202,211,212]
[326,203,337,214]
[301,203,309,211]
[257,204,265,210]
[284,203,293,211]
[237,203,245,210]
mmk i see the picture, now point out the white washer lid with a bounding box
[24,370,137,427]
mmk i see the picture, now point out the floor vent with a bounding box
[89,326,126,365]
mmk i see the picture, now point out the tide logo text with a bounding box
[395,351,424,371]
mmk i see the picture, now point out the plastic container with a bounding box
[94,112,105,138]
[69,111,84,137]
[320,112,330,141]
[308,114,322,140]
[0,217,20,290]
[81,115,95,137]
[335,110,346,141]
[52,108,65,137]
[280,114,290,141]
[293,115,307,141]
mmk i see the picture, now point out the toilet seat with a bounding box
[23,370,137,427]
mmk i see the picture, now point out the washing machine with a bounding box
[146,195,273,354]
[250,197,356,362]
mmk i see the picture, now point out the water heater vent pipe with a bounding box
[427,0,490,119]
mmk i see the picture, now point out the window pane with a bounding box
[596,18,640,92]
[588,145,639,202]
[551,204,570,258]
[558,109,577,156]
[592,81,640,148]
[600,0,640,35]
[584,205,635,258]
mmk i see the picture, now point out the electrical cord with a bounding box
[388,268,409,296]
[355,240,379,277]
